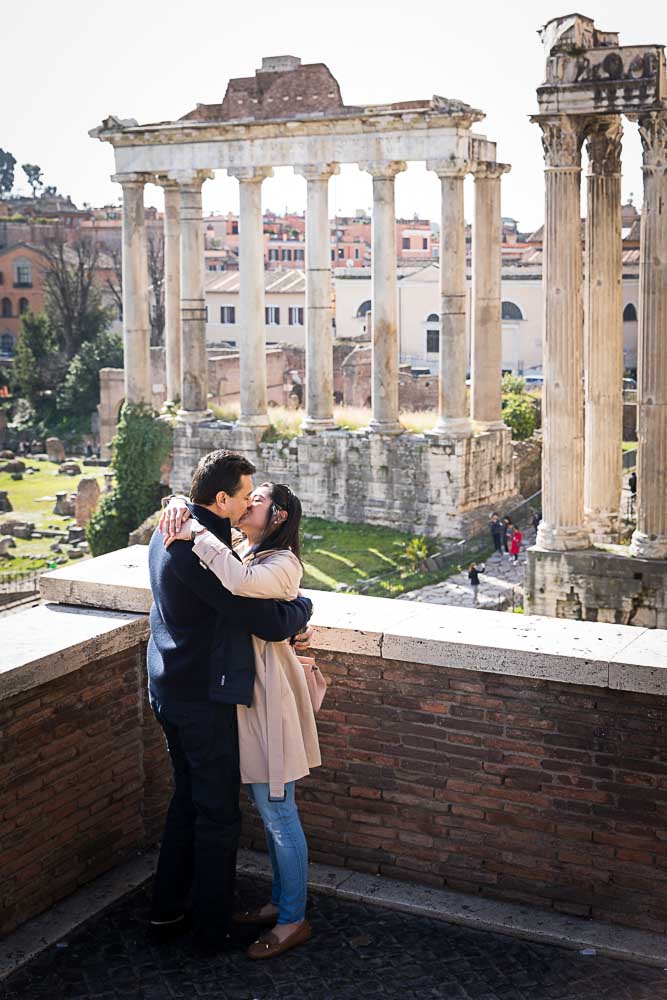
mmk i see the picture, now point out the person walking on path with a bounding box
[147,451,313,955]
[162,482,320,960]
[489,513,503,556]
[502,517,513,557]
[510,526,523,565]
[468,562,484,605]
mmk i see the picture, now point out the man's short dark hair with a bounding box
[190,450,256,505]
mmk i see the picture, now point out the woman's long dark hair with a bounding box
[252,482,303,564]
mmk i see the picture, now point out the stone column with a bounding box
[160,180,181,405]
[362,161,406,434]
[174,170,213,419]
[229,166,273,429]
[112,173,151,404]
[426,160,471,435]
[295,163,339,432]
[630,112,667,559]
[583,117,623,542]
[471,161,510,427]
[532,115,589,550]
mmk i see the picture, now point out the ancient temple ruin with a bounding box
[526,14,667,625]
[91,57,518,538]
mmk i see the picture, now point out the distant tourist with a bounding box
[489,513,503,556]
[146,451,312,957]
[468,562,485,606]
[510,526,523,565]
[531,508,542,532]
[629,471,637,497]
[502,517,512,557]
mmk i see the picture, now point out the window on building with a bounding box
[266,306,280,325]
[623,303,638,322]
[501,301,523,321]
[19,298,29,315]
[1,298,11,318]
[337,247,345,259]
[330,249,335,261]
[354,247,360,260]
[13,258,32,287]
[288,307,304,326]
[402,237,410,250]
[220,306,236,324]
[0,332,13,356]
[356,300,371,318]
[294,248,304,262]
[426,329,440,354]
[282,248,292,261]
[269,248,279,261]
[422,237,428,250]
[231,221,239,235]
[205,306,209,321]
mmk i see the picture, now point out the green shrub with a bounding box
[87,404,172,556]
[502,373,526,395]
[502,393,536,440]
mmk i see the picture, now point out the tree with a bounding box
[13,312,59,407]
[57,330,123,418]
[0,149,16,198]
[87,404,172,555]
[42,235,111,360]
[22,164,44,198]
[147,233,165,346]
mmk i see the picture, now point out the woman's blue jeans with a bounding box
[247,781,308,924]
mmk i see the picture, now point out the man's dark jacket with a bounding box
[147,503,312,707]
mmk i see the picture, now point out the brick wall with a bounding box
[243,649,667,934]
[4,618,667,938]
[0,639,169,937]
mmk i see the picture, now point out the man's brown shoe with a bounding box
[246,920,312,960]
[233,905,278,927]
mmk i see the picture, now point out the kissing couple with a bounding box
[147,449,322,959]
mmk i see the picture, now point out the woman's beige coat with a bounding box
[192,531,321,798]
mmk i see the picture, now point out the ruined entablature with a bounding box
[536,13,666,116]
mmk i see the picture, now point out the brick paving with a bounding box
[3,874,667,1000]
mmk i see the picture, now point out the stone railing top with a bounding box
[20,544,667,699]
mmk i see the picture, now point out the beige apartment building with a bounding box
[205,269,307,348]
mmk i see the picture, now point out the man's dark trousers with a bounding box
[150,698,240,941]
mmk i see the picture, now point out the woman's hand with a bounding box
[164,519,199,549]
[159,497,190,537]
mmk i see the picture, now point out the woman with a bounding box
[510,526,522,565]
[162,483,320,960]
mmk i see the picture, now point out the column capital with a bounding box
[471,161,511,180]
[167,169,214,189]
[111,172,150,188]
[360,160,406,179]
[227,166,274,183]
[426,158,469,178]
[294,163,340,182]
[630,111,667,170]
[531,114,585,170]
[584,117,623,176]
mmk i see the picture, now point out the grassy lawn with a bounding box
[0,458,108,573]
[300,516,484,598]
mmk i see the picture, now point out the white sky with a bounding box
[4,0,666,231]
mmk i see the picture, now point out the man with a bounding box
[147,450,313,952]
[489,513,503,556]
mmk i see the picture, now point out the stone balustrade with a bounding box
[2,546,667,938]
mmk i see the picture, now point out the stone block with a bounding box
[75,476,101,527]
[58,461,82,476]
[0,491,12,513]
[0,460,26,474]
[46,437,65,463]
[0,536,16,556]
[53,492,76,517]
[0,450,14,460]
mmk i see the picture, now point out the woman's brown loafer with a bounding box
[233,906,278,927]
[246,919,312,959]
